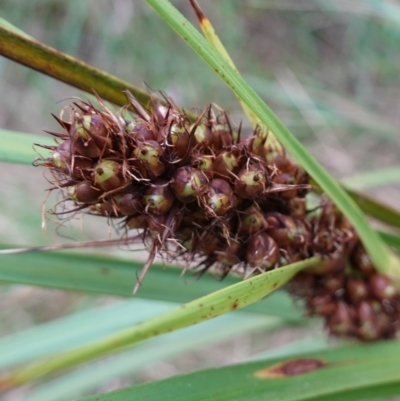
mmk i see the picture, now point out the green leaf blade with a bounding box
[1,258,318,388]
[78,341,400,401]
[0,245,302,320]
[25,311,280,401]
[0,130,53,165]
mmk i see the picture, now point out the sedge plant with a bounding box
[1,1,400,400]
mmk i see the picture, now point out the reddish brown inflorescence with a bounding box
[36,91,400,341]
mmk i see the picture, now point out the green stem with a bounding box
[0,23,150,108]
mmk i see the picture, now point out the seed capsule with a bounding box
[272,173,297,199]
[266,213,311,248]
[306,249,347,276]
[346,278,369,304]
[327,302,354,336]
[94,160,126,192]
[216,239,242,267]
[147,214,169,238]
[191,123,214,148]
[68,181,102,204]
[125,120,135,134]
[169,122,190,158]
[250,126,268,156]
[240,205,268,235]
[212,150,239,179]
[213,123,233,148]
[290,273,316,297]
[351,245,374,276]
[191,153,214,178]
[203,179,235,216]
[114,193,143,216]
[129,121,156,142]
[71,135,103,158]
[197,229,220,256]
[71,114,111,158]
[369,274,397,300]
[46,140,93,177]
[289,198,307,217]
[74,114,108,139]
[312,230,336,254]
[309,294,337,316]
[177,227,195,251]
[170,167,206,203]
[181,205,208,227]
[357,301,381,341]
[318,201,342,227]
[126,214,147,229]
[89,201,120,217]
[322,275,345,293]
[147,212,181,239]
[70,157,93,178]
[132,140,165,178]
[50,140,71,170]
[245,233,279,272]
[143,180,175,215]
[279,251,302,267]
[266,151,294,173]
[234,164,267,199]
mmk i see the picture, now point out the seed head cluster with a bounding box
[36,91,400,341]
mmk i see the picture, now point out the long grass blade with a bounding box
[379,231,400,252]
[0,244,302,320]
[0,257,320,390]
[145,0,400,281]
[310,177,400,230]
[0,130,53,165]
[26,311,280,401]
[77,340,400,401]
[0,22,150,108]
[344,186,400,229]
[342,166,400,189]
[188,0,281,151]
[0,299,175,370]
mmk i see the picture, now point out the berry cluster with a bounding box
[36,92,400,340]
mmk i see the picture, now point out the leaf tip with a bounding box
[189,0,208,26]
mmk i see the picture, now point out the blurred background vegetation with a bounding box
[1,1,400,400]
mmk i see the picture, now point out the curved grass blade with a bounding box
[26,312,280,401]
[188,0,281,151]
[145,0,400,280]
[0,130,53,165]
[0,295,278,368]
[379,231,400,252]
[0,299,175,370]
[311,177,400,230]
[78,340,400,401]
[341,166,400,189]
[0,258,320,390]
[0,23,150,108]
[344,185,400,229]
[0,245,302,321]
